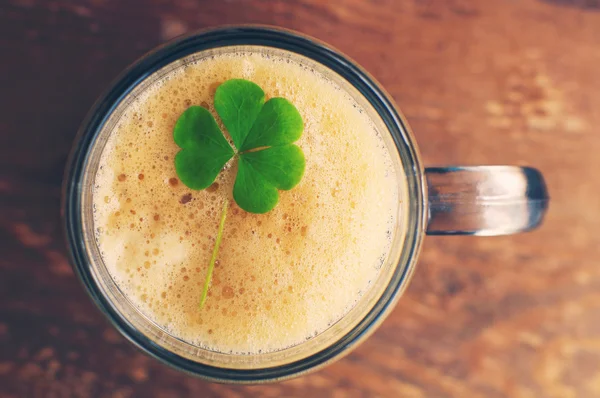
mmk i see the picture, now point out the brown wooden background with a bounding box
[1,0,600,397]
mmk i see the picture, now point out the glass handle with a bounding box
[425,166,549,236]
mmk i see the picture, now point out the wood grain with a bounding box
[1,0,599,396]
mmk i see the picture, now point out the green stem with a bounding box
[199,198,229,309]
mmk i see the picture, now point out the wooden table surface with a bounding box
[1,0,599,397]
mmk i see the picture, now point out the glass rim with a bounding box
[62,25,428,383]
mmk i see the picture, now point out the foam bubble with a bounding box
[93,51,400,354]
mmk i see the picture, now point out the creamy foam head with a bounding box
[93,49,400,354]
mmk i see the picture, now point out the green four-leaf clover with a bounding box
[173,79,305,214]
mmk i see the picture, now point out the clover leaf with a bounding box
[174,79,305,214]
[172,79,306,309]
